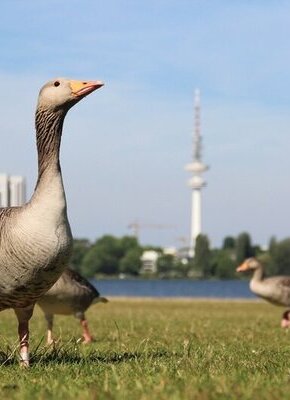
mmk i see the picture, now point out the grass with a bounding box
[1,298,290,399]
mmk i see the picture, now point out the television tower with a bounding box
[185,89,209,257]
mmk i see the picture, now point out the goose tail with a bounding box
[93,296,109,304]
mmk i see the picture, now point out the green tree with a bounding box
[272,238,290,275]
[211,249,236,279]
[81,235,120,277]
[222,236,235,250]
[269,236,277,257]
[71,239,91,273]
[193,234,211,278]
[235,232,254,265]
[265,236,278,275]
[157,254,175,276]
[119,236,139,254]
[80,235,143,277]
[119,248,142,276]
[177,258,192,278]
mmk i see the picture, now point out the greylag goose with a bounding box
[37,268,108,344]
[0,78,103,365]
[237,258,290,324]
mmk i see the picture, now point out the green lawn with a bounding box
[0,298,290,399]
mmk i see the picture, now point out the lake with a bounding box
[91,279,256,299]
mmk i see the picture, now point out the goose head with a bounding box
[37,78,104,112]
[236,257,261,273]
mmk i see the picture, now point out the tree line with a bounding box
[70,233,290,279]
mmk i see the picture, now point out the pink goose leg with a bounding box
[14,306,34,367]
[80,318,93,344]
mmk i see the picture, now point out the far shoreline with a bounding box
[103,296,261,302]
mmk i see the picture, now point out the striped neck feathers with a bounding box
[35,107,67,186]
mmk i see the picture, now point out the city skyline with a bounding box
[1,2,290,248]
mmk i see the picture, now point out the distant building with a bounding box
[9,176,26,206]
[0,174,9,207]
[140,250,159,274]
[163,247,177,256]
[0,174,26,207]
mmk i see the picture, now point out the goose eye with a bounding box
[54,81,60,87]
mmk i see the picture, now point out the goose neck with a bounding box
[252,264,264,282]
[35,108,66,182]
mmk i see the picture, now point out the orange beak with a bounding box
[236,261,249,272]
[70,80,104,97]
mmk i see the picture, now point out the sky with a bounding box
[1,1,290,248]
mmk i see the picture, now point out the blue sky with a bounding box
[1,1,290,248]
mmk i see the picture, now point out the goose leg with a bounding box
[81,319,93,343]
[45,314,54,345]
[77,313,93,343]
[14,306,34,367]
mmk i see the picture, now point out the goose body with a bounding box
[0,78,103,365]
[237,258,290,321]
[37,268,108,343]
[0,198,72,310]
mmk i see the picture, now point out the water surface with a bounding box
[91,279,255,299]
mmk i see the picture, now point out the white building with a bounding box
[163,247,177,256]
[140,250,159,274]
[0,174,26,207]
[9,176,26,206]
[0,174,9,207]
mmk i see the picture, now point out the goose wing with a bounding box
[277,277,290,305]
[64,268,100,297]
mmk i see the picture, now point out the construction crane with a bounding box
[127,220,176,240]
[176,236,189,247]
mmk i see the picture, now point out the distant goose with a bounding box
[37,269,108,344]
[0,78,103,365]
[237,258,290,323]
